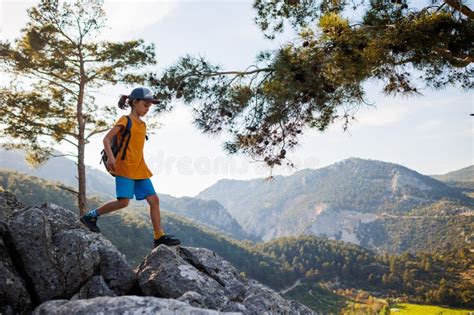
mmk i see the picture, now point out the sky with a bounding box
[0,0,473,197]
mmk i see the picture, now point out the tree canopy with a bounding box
[148,0,473,167]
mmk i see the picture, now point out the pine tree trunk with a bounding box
[77,133,87,215]
[77,77,87,215]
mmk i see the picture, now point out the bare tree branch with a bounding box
[51,152,78,159]
[56,184,79,196]
[85,128,109,140]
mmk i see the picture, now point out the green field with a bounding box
[390,303,474,315]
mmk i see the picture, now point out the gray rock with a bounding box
[9,207,66,301]
[71,276,116,300]
[7,203,135,302]
[32,295,239,314]
[94,236,136,295]
[177,290,206,308]
[136,245,229,309]
[36,203,84,235]
[136,245,315,314]
[289,299,317,314]
[53,230,101,297]
[0,191,23,221]
[177,246,247,301]
[221,301,248,313]
[243,279,314,314]
[0,220,32,314]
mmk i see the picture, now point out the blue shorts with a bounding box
[116,176,156,200]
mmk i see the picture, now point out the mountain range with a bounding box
[1,148,472,254]
[197,157,473,252]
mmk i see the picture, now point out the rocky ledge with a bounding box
[0,192,314,314]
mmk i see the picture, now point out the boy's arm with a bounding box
[102,125,123,160]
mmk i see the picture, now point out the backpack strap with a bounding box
[120,116,132,160]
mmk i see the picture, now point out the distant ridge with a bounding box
[430,165,474,182]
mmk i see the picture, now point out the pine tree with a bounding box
[0,0,157,214]
[147,0,472,167]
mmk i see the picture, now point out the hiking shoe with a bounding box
[153,234,181,248]
[80,215,101,233]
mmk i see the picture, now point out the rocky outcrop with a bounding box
[0,218,32,314]
[32,296,233,315]
[1,192,32,314]
[9,204,135,302]
[305,208,378,244]
[136,245,313,313]
[0,192,135,314]
[0,192,315,314]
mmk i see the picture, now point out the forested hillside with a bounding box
[0,168,103,212]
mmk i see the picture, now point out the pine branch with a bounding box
[443,0,474,19]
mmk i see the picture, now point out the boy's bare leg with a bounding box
[80,198,129,233]
[96,198,129,215]
[146,194,163,237]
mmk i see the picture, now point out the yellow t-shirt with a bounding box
[111,115,153,179]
